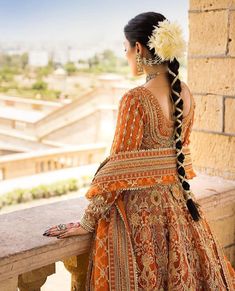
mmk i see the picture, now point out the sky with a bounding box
[0,0,189,54]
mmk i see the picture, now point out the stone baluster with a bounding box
[0,276,18,291]
[18,263,55,291]
[63,253,90,291]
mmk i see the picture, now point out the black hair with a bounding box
[124,12,201,221]
[124,12,166,58]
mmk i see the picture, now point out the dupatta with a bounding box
[85,145,196,200]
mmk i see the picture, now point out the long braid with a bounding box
[167,58,201,222]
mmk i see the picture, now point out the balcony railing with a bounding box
[0,196,92,291]
[0,143,107,180]
[0,173,234,291]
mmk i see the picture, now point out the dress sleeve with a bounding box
[109,91,145,154]
[79,91,145,232]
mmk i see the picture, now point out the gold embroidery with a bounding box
[123,184,232,290]
[136,85,195,149]
[80,191,120,232]
[85,146,196,200]
[110,90,145,155]
[81,86,235,290]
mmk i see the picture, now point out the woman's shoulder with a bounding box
[123,85,144,96]
[117,86,146,119]
[119,85,144,104]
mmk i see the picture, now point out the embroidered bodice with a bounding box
[109,83,195,156]
[136,85,195,149]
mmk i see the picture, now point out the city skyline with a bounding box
[0,1,189,56]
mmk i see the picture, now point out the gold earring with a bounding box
[136,51,144,74]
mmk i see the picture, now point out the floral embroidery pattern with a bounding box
[81,86,235,290]
[124,184,232,290]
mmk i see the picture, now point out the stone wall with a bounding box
[188,0,235,179]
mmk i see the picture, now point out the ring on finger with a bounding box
[56,223,67,231]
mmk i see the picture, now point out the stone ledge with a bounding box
[0,196,92,282]
[191,172,235,263]
[0,173,234,282]
[190,172,235,206]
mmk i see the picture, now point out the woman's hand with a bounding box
[42,222,91,239]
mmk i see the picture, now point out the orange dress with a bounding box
[80,85,235,291]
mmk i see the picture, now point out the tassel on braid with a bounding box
[167,58,201,222]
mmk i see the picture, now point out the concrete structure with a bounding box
[28,50,49,67]
[0,76,130,155]
[0,143,106,180]
[188,0,235,180]
[0,95,63,153]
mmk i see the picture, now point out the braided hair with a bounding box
[167,59,201,221]
[124,12,201,221]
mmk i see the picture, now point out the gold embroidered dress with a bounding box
[80,85,235,291]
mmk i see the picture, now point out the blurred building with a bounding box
[28,50,49,67]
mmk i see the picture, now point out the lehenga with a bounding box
[79,84,235,290]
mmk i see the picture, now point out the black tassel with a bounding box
[186,198,201,221]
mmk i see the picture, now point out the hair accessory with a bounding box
[142,55,163,66]
[147,19,186,63]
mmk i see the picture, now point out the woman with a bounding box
[43,12,235,290]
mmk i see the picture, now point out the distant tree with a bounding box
[36,61,54,78]
[102,49,117,61]
[20,53,28,69]
[64,62,77,75]
[88,54,100,67]
[0,66,18,83]
[102,49,117,68]
[32,80,48,90]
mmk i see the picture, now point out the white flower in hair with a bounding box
[147,19,186,62]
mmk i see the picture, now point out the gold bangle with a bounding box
[80,218,95,233]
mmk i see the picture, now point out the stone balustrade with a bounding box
[0,143,107,180]
[0,118,35,135]
[0,173,234,291]
[0,94,62,113]
[0,196,92,291]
